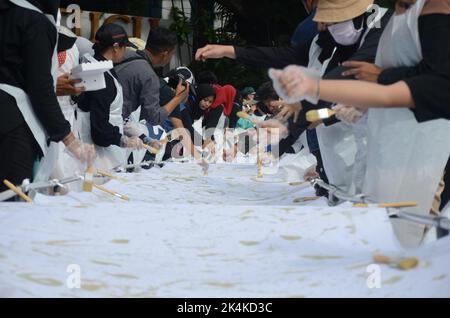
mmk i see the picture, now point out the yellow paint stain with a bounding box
[239,241,260,246]
[111,239,129,244]
[198,252,222,258]
[81,282,105,292]
[432,274,447,281]
[206,281,235,288]
[383,276,403,285]
[108,273,138,280]
[45,240,82,246]
[345,263,370,270]
[19,273,63,287]
[280,235,302,241]
[91,260,121,267]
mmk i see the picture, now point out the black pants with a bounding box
[440,160,450,211]
[311,149,329,197]
[0,123,38,193]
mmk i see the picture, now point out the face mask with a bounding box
[327,19,363,46]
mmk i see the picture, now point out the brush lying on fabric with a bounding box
[288,181,310,187]
[353,202,418,208]
[2,179,33,203]
[293,196,320,203]
[305,108,336,122]
[0,176,83,202]
[82,166,94,192]
[92,183,129,201]
[142,144,161,155]
[373,254,419,270]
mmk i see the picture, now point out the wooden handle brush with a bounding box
[93,183,129,201]
[373,254,419,270]
[353,202,417,209]
[305,108,336,122]
[142,144,161,155]
[82,166,94,192]
[3,179,33,203]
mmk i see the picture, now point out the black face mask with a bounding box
[27,0,59,20]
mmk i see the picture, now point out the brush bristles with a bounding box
[305,109,335,122]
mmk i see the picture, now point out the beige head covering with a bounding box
[314,0,374,23]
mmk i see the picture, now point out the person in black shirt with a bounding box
[0,0,94,194]
[76,23,145,166]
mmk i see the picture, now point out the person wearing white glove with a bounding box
[333,104,365,124]
[64,133,97,167]
[120,135,144,150]
[267,64,427,113]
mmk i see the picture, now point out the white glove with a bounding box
[268,65,321,105]
[334,104,365,124]
[120,136,144,149]
[65,139,96,166]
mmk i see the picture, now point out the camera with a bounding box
[164,66,195,92]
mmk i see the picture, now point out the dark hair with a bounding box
[145,27,178,54]
[196,71,218,85]
[93,42,126,55]
[256,81,279,102]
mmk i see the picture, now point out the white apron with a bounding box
[364,0,450,247]
[77,54,126,170]
[125,106,149,165]
[52,45,82,183]
[0,0,60,183]
[313,8,388,194]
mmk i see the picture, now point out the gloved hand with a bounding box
[269,65,321,104]
[120,135,144,149]
[65,138,96,166]
[334,104,365,124]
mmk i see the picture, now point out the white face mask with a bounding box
[327,19,363,46]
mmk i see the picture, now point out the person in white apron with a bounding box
[0,0,95,195]
[51,24,88,185]
[269,0,450,247]
[194,0,392,196]
[75,23,144,171]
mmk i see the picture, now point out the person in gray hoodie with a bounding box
[114,27,189,126]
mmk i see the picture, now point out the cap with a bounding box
[241,87,256,97]
[94,23,138,49]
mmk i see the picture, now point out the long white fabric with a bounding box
[0,163,449,297]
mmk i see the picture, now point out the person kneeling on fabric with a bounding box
[75,23,144,170]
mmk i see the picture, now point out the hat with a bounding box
[241,87,256,97]
[313,0,374,23]
[94,23,138,49]
[196,84,216,102]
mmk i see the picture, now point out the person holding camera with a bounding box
[115,27,189,128]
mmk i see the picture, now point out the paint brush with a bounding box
[2,179,33,203]
[353,202,417,209]
[82,166,94,192]
[142,144,161,155]
[373,254,419,270]
[305,108,336,122]
[93,183,129,201]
